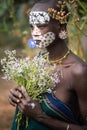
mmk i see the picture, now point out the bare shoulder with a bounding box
[72,60,87,77]
[71,57,87,120]
[71,56,87,88]
[73,61,87,95]
[69,51,87,78]
[69,52,87,96]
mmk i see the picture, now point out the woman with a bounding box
[9,0,87,130]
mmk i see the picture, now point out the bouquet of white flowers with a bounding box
[0,50,60,130]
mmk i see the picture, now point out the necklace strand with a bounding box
[50,49,70,64]
[49,49,70,78]
[42,49,70,78]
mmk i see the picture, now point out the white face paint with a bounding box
[31,25,55,48]
[29,11,56,48]
[32,32,55,48]
[29,11,50,24]
[32,25,41,36]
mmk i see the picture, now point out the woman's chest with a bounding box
[53,77,80,117]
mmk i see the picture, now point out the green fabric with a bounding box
[11,107,52,130]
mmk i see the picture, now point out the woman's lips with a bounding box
[35,40,41,45]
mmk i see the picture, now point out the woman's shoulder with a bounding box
[72,59,87,77]
[69,51,87,76]
[70,54,87,90]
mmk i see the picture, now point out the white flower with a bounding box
[1,50,60,99]
[1,50,61,129]
[47,88,52,93]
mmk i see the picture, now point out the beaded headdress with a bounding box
[47,0,79,24]
[26,0,79,25]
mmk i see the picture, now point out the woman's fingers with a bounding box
[8,86,31,108]
[10,87,22,98]
[8,87,22,106]
[8,96,17,106]
[10,87,23,100]
[21,86,30,99]
[9,92,20,103]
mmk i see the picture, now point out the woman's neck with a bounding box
[46,39,68,61]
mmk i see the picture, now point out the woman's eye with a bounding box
[37,24,48,29]
[30,25,33,29]
[38,26,44,29]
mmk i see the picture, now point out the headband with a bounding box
[29,11,50,24]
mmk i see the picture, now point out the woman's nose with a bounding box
[32,26,41,36]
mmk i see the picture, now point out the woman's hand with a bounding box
[8,87,23,106]
[17,86,43,120]
[8,86,44,120]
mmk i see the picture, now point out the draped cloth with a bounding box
[11,92,79,130]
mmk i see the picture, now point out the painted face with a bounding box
[29,11,56,48]
[32,30,55,48]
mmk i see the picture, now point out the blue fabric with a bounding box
[42,93,79,124]
[46,93,72,114]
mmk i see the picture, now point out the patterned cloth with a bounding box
[11,92,79,130]
[42,92,79,124]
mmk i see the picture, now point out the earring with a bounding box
[58,30,67,39]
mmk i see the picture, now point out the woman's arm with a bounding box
[35,113,87,130]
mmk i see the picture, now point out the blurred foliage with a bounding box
[0,0,87,61]
[0,0,39,59]
[67,0,87,61]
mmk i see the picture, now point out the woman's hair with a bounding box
[32,0,68,11]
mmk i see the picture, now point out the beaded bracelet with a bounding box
[67,124,70,130]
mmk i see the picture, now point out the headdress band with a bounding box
[29,11,50,24]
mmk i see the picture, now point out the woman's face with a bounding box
[29,11,56,48]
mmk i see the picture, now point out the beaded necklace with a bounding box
[41,49,70,78]
[50,49,70,64]
[49,49,70,78]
